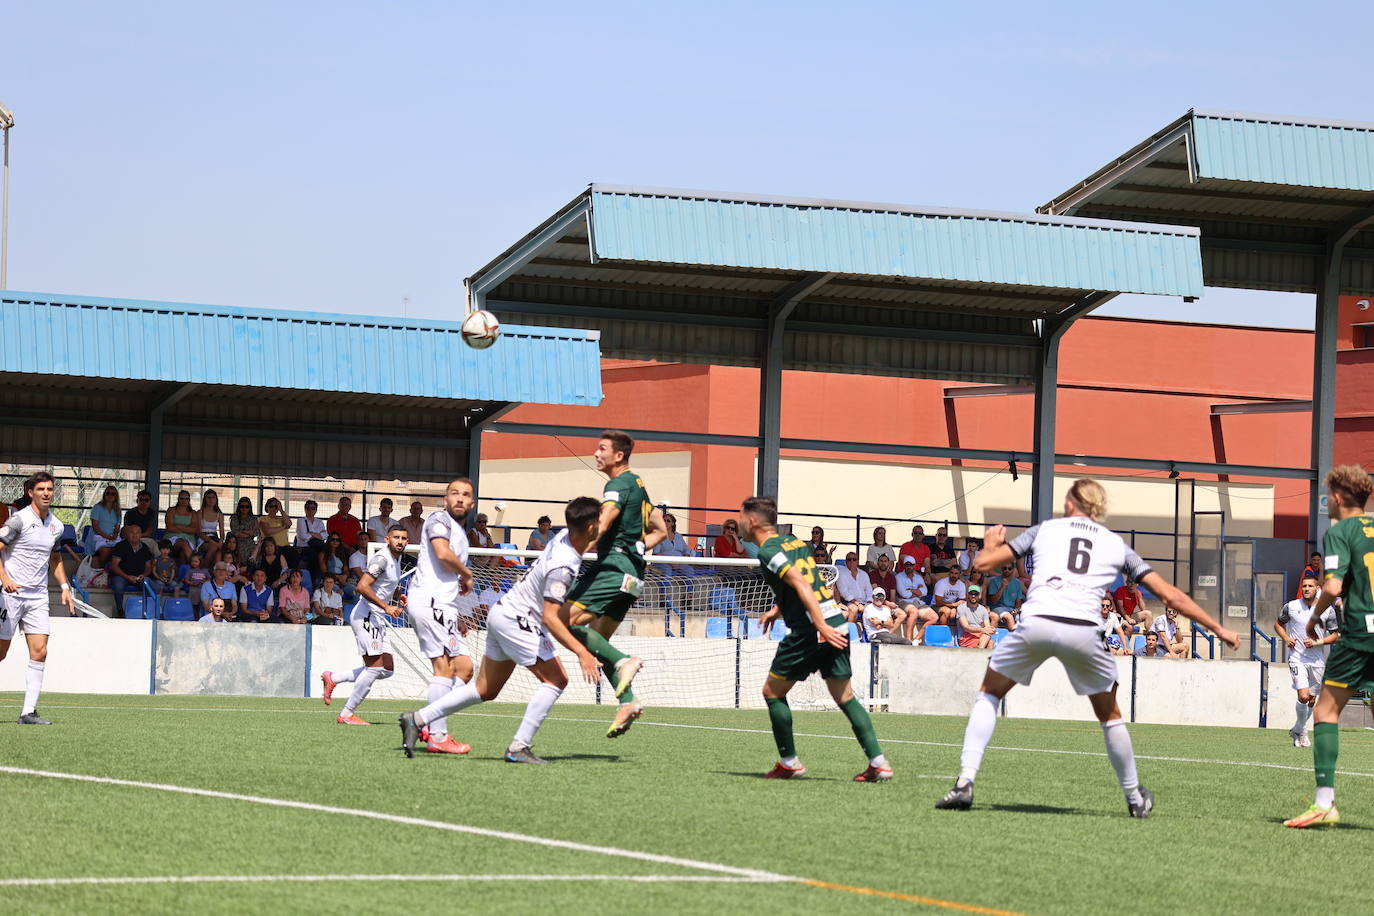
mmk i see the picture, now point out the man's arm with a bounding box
[783,565,846,649]
[1274,608,1295,649]
[355,573,398,615]
[429,536,474,595]
[1138,571,1238,648]
[543,598,601,683]
[642,507,667,551]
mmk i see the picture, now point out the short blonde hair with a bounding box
[1326,465,1373,511]
[1067,479,1108,523]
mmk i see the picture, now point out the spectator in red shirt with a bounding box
[1298,551,1323,597]
[713,519,748,559]
[326,496,363,549]
[898,525,931,578]
[1113,581,1154,634]
[869,553,898,599]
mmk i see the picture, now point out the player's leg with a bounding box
[761,673,804,777]
[424,653,468,746]
[507,656,569,763]
[1086,687,1150,816]
[1286,652,1358,827]
[415,655,514,732]
[937,665,1015,809]
[824,677,890,781]
[1292,671,1315,746]
[339,652,394,723]
[565,577,644,702]
[19,618,51,725]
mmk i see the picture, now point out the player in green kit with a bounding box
[740,496,892,782]
[1286,464,1374,828]
[562,429,666,738]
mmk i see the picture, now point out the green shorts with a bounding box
[1323,639,1374,692]
[769,614,852,683]
[565,553,646,623]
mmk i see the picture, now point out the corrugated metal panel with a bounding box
[589,190,1203,297]
[0,292,602,407]
[1204,247,1374,296]
[1193,114,1374,191]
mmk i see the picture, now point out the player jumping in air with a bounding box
[320,524,408,724]
[0,472,76,725]
[935,479,1238,816]
[399,496,605,762]
[560,430,666,738]
[1285,465,1374,828]
[1274,573,1339,748]
[741,496,891,781]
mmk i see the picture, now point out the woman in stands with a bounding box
[217,534,246,585]
[88,485,122,568]
[251,538,290,591]
[277,568,311,624]
[807,526,831,564]
[164,490,199,564]
[258,497,295,566]
[228,497,260,564]
[198,490,225,565]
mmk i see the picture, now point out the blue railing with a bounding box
[1250,621,1278,663]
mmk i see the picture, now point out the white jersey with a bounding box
[363,548,403,615]
[491,530,582,624]
[1008,517,1152,625]
[1277,598,1339,665]
[0,506,62,597]
[412,509,469,607]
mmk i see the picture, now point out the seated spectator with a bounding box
[123,490,157,540]
[250,538,291,591]
[238,568,277,623]
[311,573,345,625]
[833,552,872,622]
[365,498,397,543]
[151,539,181,598]
[1113,580,1154,634]
[1135,631,1168,658]
[318,534,349,585]
[326,496,363,549]
[199,596,236,623]
[898,526,931,580]
[295,498,327,552]
[164,490,200,564]
[1101,596,1133,656]
[958,539,980,573]
[806,527,832,564]
[216,534,247,585]
[345,540,368,601]
[108,524,155,615]
[869,553,898,599]
[893,556,936,643]
[713,519,748,559]
[1300,551,1323,596]
[199,561,239,612]
[986,562,1025,630]
[928,527,957,577]
[180,553,211,612]
[468,512,498,568]
[651,513,694,575]
[259,496,295,565]
[277,569,311,624]
[931,566,967,625]
[865,527,896,571]
[862,587,910,644]
[399,500,425,543]
[1151,605,1189,658]
[527,515,555,550]
[956,588,996,648]
[88,485,123,568]
[966,568,987,598]
[228,497,261,564]
[198,490,226,565]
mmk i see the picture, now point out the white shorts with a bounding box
[989,616,1118,696]
[1289,660,1326,693]
[485,607,557,667]
[408,589,473,659]
[350,607,392,658]
[0,592,51,641]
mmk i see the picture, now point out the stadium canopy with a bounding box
[0,291,602,506]
[1040,109,1374,538]
[466,183,1205,519]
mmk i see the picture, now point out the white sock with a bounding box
[22,661,45,716]
[957,691,999,784]
[331,667,364,685]
[781,755,801,768]
[1102,718,1142,805]
[342,667,383,715]
[512,682,562,749]
[424,677,456,740]
[1316,786,1335,808]
[417,680,483,727]
[869,754,889,768]
[1293,701,1313,736]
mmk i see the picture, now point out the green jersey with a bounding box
[598,470,652,565]
[757,533,837,632]
[1324,515,1374,648]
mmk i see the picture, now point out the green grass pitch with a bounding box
[1,692,1371,915]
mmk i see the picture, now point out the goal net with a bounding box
[352,545,864,711]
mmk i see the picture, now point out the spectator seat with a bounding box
[847,621,865,644]
[709,587,738,614]
[122,596,147,620]
[162,598,195,621]
[705,617,731,639]
[742,618,764,639]
[1132,635,1146,653]
[769,620,789,640]
[923,624,954,647]
[992,628,1009,645]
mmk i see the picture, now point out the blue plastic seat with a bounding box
[162,597,195,621]
[122,596,147,620]
[770,620,789,640]
[992,627,1009,645]
[742,618,764,639]
[705,616,731,639]
[923,624,954,647]
[847,621,865,643]
[708,587,738,614]
[1132,634,1146,653]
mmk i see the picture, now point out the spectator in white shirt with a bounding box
[1151,604,1189,658]
[833,552,872,623]
[931,566,967,625]
[365,498,396,543]
[862,587,910,644]
[894,555,937,642]
[651,513,694,576]
[295,499,328,571]
[345,543,368,601]
[957,539,980,573]
[311,574,345,625]
[199,596,236,623]
[1101,595,1133,655]
[865,527,897,572]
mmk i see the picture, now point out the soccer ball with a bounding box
[461,309,500,349]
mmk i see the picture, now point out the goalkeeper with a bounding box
[743,495,892,782]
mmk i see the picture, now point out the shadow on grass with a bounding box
[713,770,846,782]
[539,754,622,762]
[982,802,1099,816]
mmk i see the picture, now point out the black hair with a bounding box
[600,429,635,462]
[565,496,600,531]
[23,470,54,496]
[387,524,408,534]
[537,515,552,525]
[741,495,777,527]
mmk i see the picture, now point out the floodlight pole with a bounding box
[0,102,13,290]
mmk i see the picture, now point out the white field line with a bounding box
[0,873,787,888]
[6,701,1373,779]
[0,766,792,883]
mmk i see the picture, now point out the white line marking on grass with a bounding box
[0,766,791,883]
[0,874,788,888]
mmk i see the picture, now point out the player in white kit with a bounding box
[1274,573,1340,747]
[0,472,75,725]
[399,496,604,762]
[935,479,1239,817]
[320,524,408,724]
[403,478,477,755]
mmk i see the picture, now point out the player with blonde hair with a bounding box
[936,478,1238,816]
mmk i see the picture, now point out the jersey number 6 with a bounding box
[1067,538,1094,575]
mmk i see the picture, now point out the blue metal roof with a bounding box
[0,292,603,406]
[1191,110,1374,191]
[588,186,1203,298]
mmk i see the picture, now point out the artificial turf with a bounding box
[1,692,1371,915]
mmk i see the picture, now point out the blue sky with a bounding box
[4,1,1370,328]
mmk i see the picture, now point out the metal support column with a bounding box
[757,273,833,499]
[467,403,518,498]
[146,383,198,514]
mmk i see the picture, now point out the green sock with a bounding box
[1314,721,1339,789]
[570,625,635,703]
[766,697,795,759]
[840,698,883,759]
